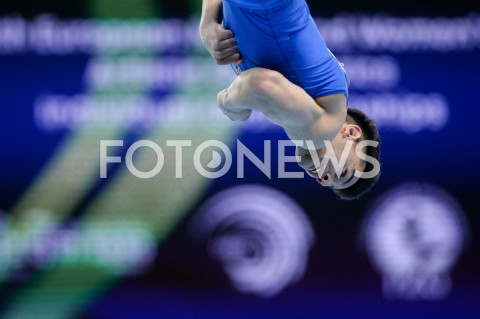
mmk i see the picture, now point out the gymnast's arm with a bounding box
[199,0,242,65]
[217,67,347,149]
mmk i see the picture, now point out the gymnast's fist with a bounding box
[217,88,252,121]
[200,22,243,65]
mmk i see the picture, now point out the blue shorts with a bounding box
[223,0,349,98]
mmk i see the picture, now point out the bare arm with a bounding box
[199,0,242,65]
[217,68,347,149]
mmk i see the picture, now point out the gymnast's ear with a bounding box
[342,124,362,140]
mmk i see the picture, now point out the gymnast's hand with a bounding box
[217,88,252,121]
[200,22,243,65]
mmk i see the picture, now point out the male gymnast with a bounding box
[199,0,381,199]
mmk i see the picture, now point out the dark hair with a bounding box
[333,108,381,200]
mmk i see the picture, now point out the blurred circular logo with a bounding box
[360,182,469,300]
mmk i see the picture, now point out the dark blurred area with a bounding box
[0,0,478,18]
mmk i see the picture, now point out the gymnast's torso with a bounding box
[222,0,349,99]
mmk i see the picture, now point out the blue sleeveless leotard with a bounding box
[223,0,349,98]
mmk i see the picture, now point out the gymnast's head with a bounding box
[296,107,381,200]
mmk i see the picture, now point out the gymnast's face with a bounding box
[296,124,365,190]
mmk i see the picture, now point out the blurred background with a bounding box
[0,0,479,318]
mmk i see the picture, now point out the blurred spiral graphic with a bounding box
[190,184,315,297]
